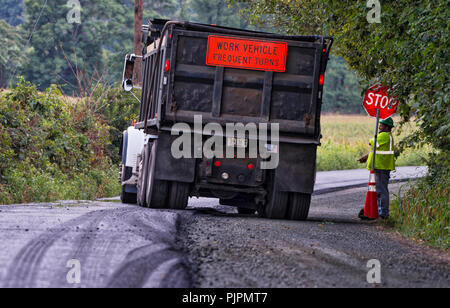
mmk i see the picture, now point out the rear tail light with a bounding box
[319,74,325,86]
[247,163,255,170]
[165,60,170,72]
[214,161,221,167]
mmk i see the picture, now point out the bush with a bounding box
[91,85,141,165]
[390,172,450,250]
[0,78,120,204]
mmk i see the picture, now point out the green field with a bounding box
[317,115,428,172]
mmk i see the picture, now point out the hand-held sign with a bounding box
[363,85,399,120]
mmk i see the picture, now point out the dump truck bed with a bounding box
[137,22,332,142]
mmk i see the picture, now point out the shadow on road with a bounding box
[186,206,366,226]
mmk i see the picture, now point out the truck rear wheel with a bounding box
[137,145,150,207]
[146,140,170,209]
[260,172,289,219]
[147,179,169,209]
[287,193,311,221]
[167,182,190,210]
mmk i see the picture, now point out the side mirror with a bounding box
[122,54,141,92]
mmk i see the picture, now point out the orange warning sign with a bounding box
[206,36,288,72]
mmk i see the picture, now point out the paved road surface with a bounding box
[0,168,448,288]
[0,202,190,288]
[314,166,428,194]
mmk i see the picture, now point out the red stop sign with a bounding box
[363,85,399,119]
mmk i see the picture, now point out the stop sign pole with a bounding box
[371,109,381,171]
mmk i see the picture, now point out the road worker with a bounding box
[358,117,396,220]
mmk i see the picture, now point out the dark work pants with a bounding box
[375,170,391,218]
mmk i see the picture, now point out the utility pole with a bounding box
[133,0,143,86]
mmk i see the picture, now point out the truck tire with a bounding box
[167,182,190,210]
[121,190,137,204]
[287,193,311,221]
[146,140,170,209]
[137,145,150,207]
[147,179,169,209]
[260,172,289,219]
[120,164,137,204]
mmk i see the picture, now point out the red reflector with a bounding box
[214,161,221,167]
[322,49,326,53]
[319,74,325,86]
[165,60,170,72]
[247,164,254,170]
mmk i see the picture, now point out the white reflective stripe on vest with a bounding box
[377,151,395,155]
[376,135,394,155]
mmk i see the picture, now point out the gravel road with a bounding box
[0,182,448,288]
[182,183,449,288]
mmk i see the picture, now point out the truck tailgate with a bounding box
[166,29,325,137]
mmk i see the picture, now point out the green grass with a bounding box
[318,115,429,171]
[388,174,449,250]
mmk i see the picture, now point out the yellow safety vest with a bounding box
[367,132,396,171]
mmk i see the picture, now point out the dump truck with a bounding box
[120,19,333,221]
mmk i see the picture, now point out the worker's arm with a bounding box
[359,154,369,164]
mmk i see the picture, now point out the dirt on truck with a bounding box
[119,19,333,221]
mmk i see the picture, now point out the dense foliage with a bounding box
[92,85,141,165]
[0,20,23,87]
[0,0,24,26]
[143,0,178,20]
[189,0,250,29]
[323,56,363,114]
[19,0,134,92]
[0,79,120,204]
